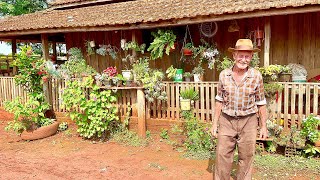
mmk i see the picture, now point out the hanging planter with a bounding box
[181,26,194,56]
[183,48,193,56]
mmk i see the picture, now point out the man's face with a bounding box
[233,50,253,70]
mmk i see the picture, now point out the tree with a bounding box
[0,0,48,16]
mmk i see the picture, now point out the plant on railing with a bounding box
[147,29,176,60]
[263,83,283,99]
[132,57,167,102]
[166,65,177,80]
[180,88,199,101]
[4,93,51,134]
[61,76,119,139]
[59,47,97,78]
[259,64,291,82]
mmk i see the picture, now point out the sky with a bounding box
[0,41,11,55]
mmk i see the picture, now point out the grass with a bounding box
[148,162,167,171]
[254,154,320,179]
[182,150,215,160]
[111,129,148,147]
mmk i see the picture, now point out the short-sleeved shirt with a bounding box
[215,67,266,117]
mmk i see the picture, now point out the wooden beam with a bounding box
[137,88,146,138]
[1,5,320,38]
[41,34,50,60]
[131,30,137,58]
[11,38,17,75]
[264,17,271,67]
[52,40,57,62]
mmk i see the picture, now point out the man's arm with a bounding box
[211,101,222,138]
[258,105,268,140]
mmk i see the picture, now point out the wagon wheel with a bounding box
[200,22,218,38]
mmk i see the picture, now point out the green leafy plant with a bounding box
[165,65,177,80]
[61,76,119,139]
[147,29,176,60]
[183,72,192,78]
[180,88,199,101]
[123,41,146,54]
[192,65,204,75]
[160,128,169,140]
[259,64,291,82]
[275,125,306,148]
[300,114,320,143]
[303,144,320,157]
[58,122,68,132]
[85,40,95,56]
[264,83,283,98]
[216,56,234,72]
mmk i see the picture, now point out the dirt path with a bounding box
[0,110,212,180]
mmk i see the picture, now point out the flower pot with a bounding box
[89,41,95,48]
[315,140,320,147]
[194,74,203,82]
[103,79,111,87]
[21,121,59,141]
[174,69,183,82]
[185,77,191,82]
[96,81,102,87]
[180,99,191,111]
[183,48,193,56]
[254,30,264,39]
[122,70,132,81]
[279,73,292,82]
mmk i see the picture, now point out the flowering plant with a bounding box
[192,39,220,69]
[102,66,117,80]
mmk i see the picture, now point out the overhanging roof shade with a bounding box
[0,0,320,37]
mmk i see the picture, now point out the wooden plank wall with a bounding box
[271,12,320,72]
[0,77,28,107]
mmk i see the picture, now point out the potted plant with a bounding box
[85,40,95,56]
[179,88,199,111]
[192,65,204,82]
[183,72,192,82]
[147,29,176,60]
[122,41,146,54]
[192,39,220,69]
[102,66,117,87]
[259,64,288,83]
[111,74,125,87]
[300,114,320,147]
[166,65,177,80]
[183,42,194,56]
[216,56,234,72]
[278,65,292,82]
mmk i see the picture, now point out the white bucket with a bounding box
[292,76,306,82]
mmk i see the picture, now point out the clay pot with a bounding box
[183,48,193,56]
[315,140,320,147]
[21,122,59,141]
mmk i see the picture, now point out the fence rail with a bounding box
[1,77,319,130]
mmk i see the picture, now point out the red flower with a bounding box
[42,76,48,82]
[103,66,117,77]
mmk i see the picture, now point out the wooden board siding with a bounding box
[271,12,320,71]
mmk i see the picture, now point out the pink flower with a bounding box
[103,66,117,77]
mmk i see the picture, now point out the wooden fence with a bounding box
[1,77,319,130]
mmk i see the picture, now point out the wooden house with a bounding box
[0,0,319,133]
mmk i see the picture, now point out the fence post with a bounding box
[137,88,146,138]
[43,79,53,109]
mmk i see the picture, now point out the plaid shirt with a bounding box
[215,67,266,117]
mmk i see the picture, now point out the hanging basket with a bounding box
[183,48,193,56]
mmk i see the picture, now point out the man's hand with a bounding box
[259,126,268,140]
[211,125,218,139]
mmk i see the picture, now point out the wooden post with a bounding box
[41,34,50,60]
[137,88,146,138]
[52,40,57,62]
[264,17,271,67]
[11,39,17,75]
[131,30,137,58]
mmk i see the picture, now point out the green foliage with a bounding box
[182,110,215,156]
[254,154,320,179]
[160,129,169,140]
[4,94,50,134]
[58,122,68,132]
[85,41,95,56]
[250,52,260,68]
[14,46,47,93]
[0,0,47,16]
[216,56,234,72]
[264,83,283,98]
[300,114,320,143]
[112,129,148,147]
[179,88,199,101]
[165,65,177,79]
[303,144,320,158]
[61,76,119,139]
[192,65,204,75]
[275,125,306,148]
[259,64,291,82]
[183,72,192,78]
[266,141,277,153]
[123,41,146,54]
[147,29,176,60]
[60,47,97,78]
[132,58,167,102]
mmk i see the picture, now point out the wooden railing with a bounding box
[1,77,319,129]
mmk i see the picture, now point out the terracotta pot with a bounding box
[254,30,264,39]
[183,48,193,56]
[21,122,59,141]
[315,140,320,147]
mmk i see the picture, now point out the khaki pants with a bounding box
[214,113,257,180]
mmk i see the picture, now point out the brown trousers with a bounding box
[214,113,257,180]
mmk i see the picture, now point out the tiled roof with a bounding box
[0,0,319,33]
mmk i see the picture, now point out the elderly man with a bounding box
[211,39,268,180]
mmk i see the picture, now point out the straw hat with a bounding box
[228,39,260,52]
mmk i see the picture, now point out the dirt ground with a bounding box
[0,109,213,180]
